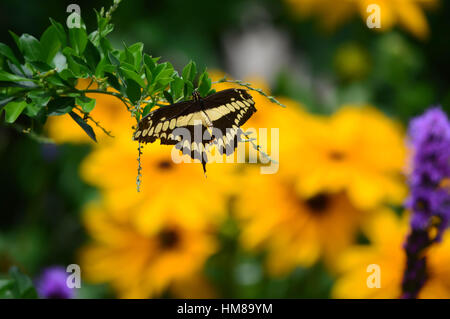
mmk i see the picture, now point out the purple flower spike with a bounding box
[402,107,450,299]
[36,266,75,299]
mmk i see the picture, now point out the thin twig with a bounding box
[105,0,123,23]
[136,142,143,192]
[11,124,55,144]
[134,98,144,192]
[213,77,286,108]
[241,130,278,165]
[74,106,114,138]
[80,89,132,111]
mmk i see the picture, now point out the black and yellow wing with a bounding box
[133,88,257,172]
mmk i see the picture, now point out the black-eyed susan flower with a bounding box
[235,171,363,275]
[285,0,439,39]
[285,106,407,210]
[79,128,235,222]
[332,209,450,299]
[79,202,218,298]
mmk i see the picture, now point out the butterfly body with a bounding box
[134,88,257,172]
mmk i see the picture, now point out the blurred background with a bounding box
[0,0,449,298]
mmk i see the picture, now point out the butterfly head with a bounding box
[192,89,201,102]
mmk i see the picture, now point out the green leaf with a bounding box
[126,79,141,104]
[120,66,145,88]
[76,96,96,112]
[143,54,159,73]
[58,68,76,82]
[69,27,88,55]
[8,31,22,57]
[95,57,114,77]
[121,45,135,67]
[0,95,16,109]
[0,70,30,82]
[108,51,120,66]
[8,267,38,299]
[69,111,97,142]
[170,77,184,100]
[94,9,114,39]
[182,60,197,83]
[49,18,67,46]
[65,55,83,77]
[128,42,144,70]
[19,34,43,61]
[7,61,25,78]
[99,37,113,56]
[28,61,52,73]
[28,90,51,106]
[47,97,74,115]
[84,41,100,71]
[0,42,21,66]
[71,56,91,73]
[163,91,174,104]
[198,70,212,97]
[144,65,153,89]
[3,100,27,123]
[25,91,51,116]
[104,72,122,92]
[40,25,61,63]
[184,81,194,99]
[45,73,68,87]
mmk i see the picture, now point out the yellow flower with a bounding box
[285,106,407,210]
[285,0,356,31]
[235,171,363,275]
[286,0,439,39]
[46,78,134,144]
[210,70,312,170]
[357,0,438,39]
[79,125,235,223]
[79,202,218,298]
[332,210,450,298]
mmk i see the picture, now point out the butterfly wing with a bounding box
[133,88,257,172]
[134,100,200,145]
[201,88,257,155]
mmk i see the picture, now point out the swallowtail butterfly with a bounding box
[133,88,257,173]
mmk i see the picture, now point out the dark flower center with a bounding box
[157,229,180,249]
[305,193,330,214]
[329,151,345,161]
[157,160,173,170]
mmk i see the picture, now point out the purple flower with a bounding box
[35,266,75,299]
[402,107,450,298]
[407,107,450,234]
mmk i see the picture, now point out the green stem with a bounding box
[213,77,286,108]
[76,89,132,111]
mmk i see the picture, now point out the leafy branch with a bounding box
[0,0,284,190]
[0,0,215,143]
